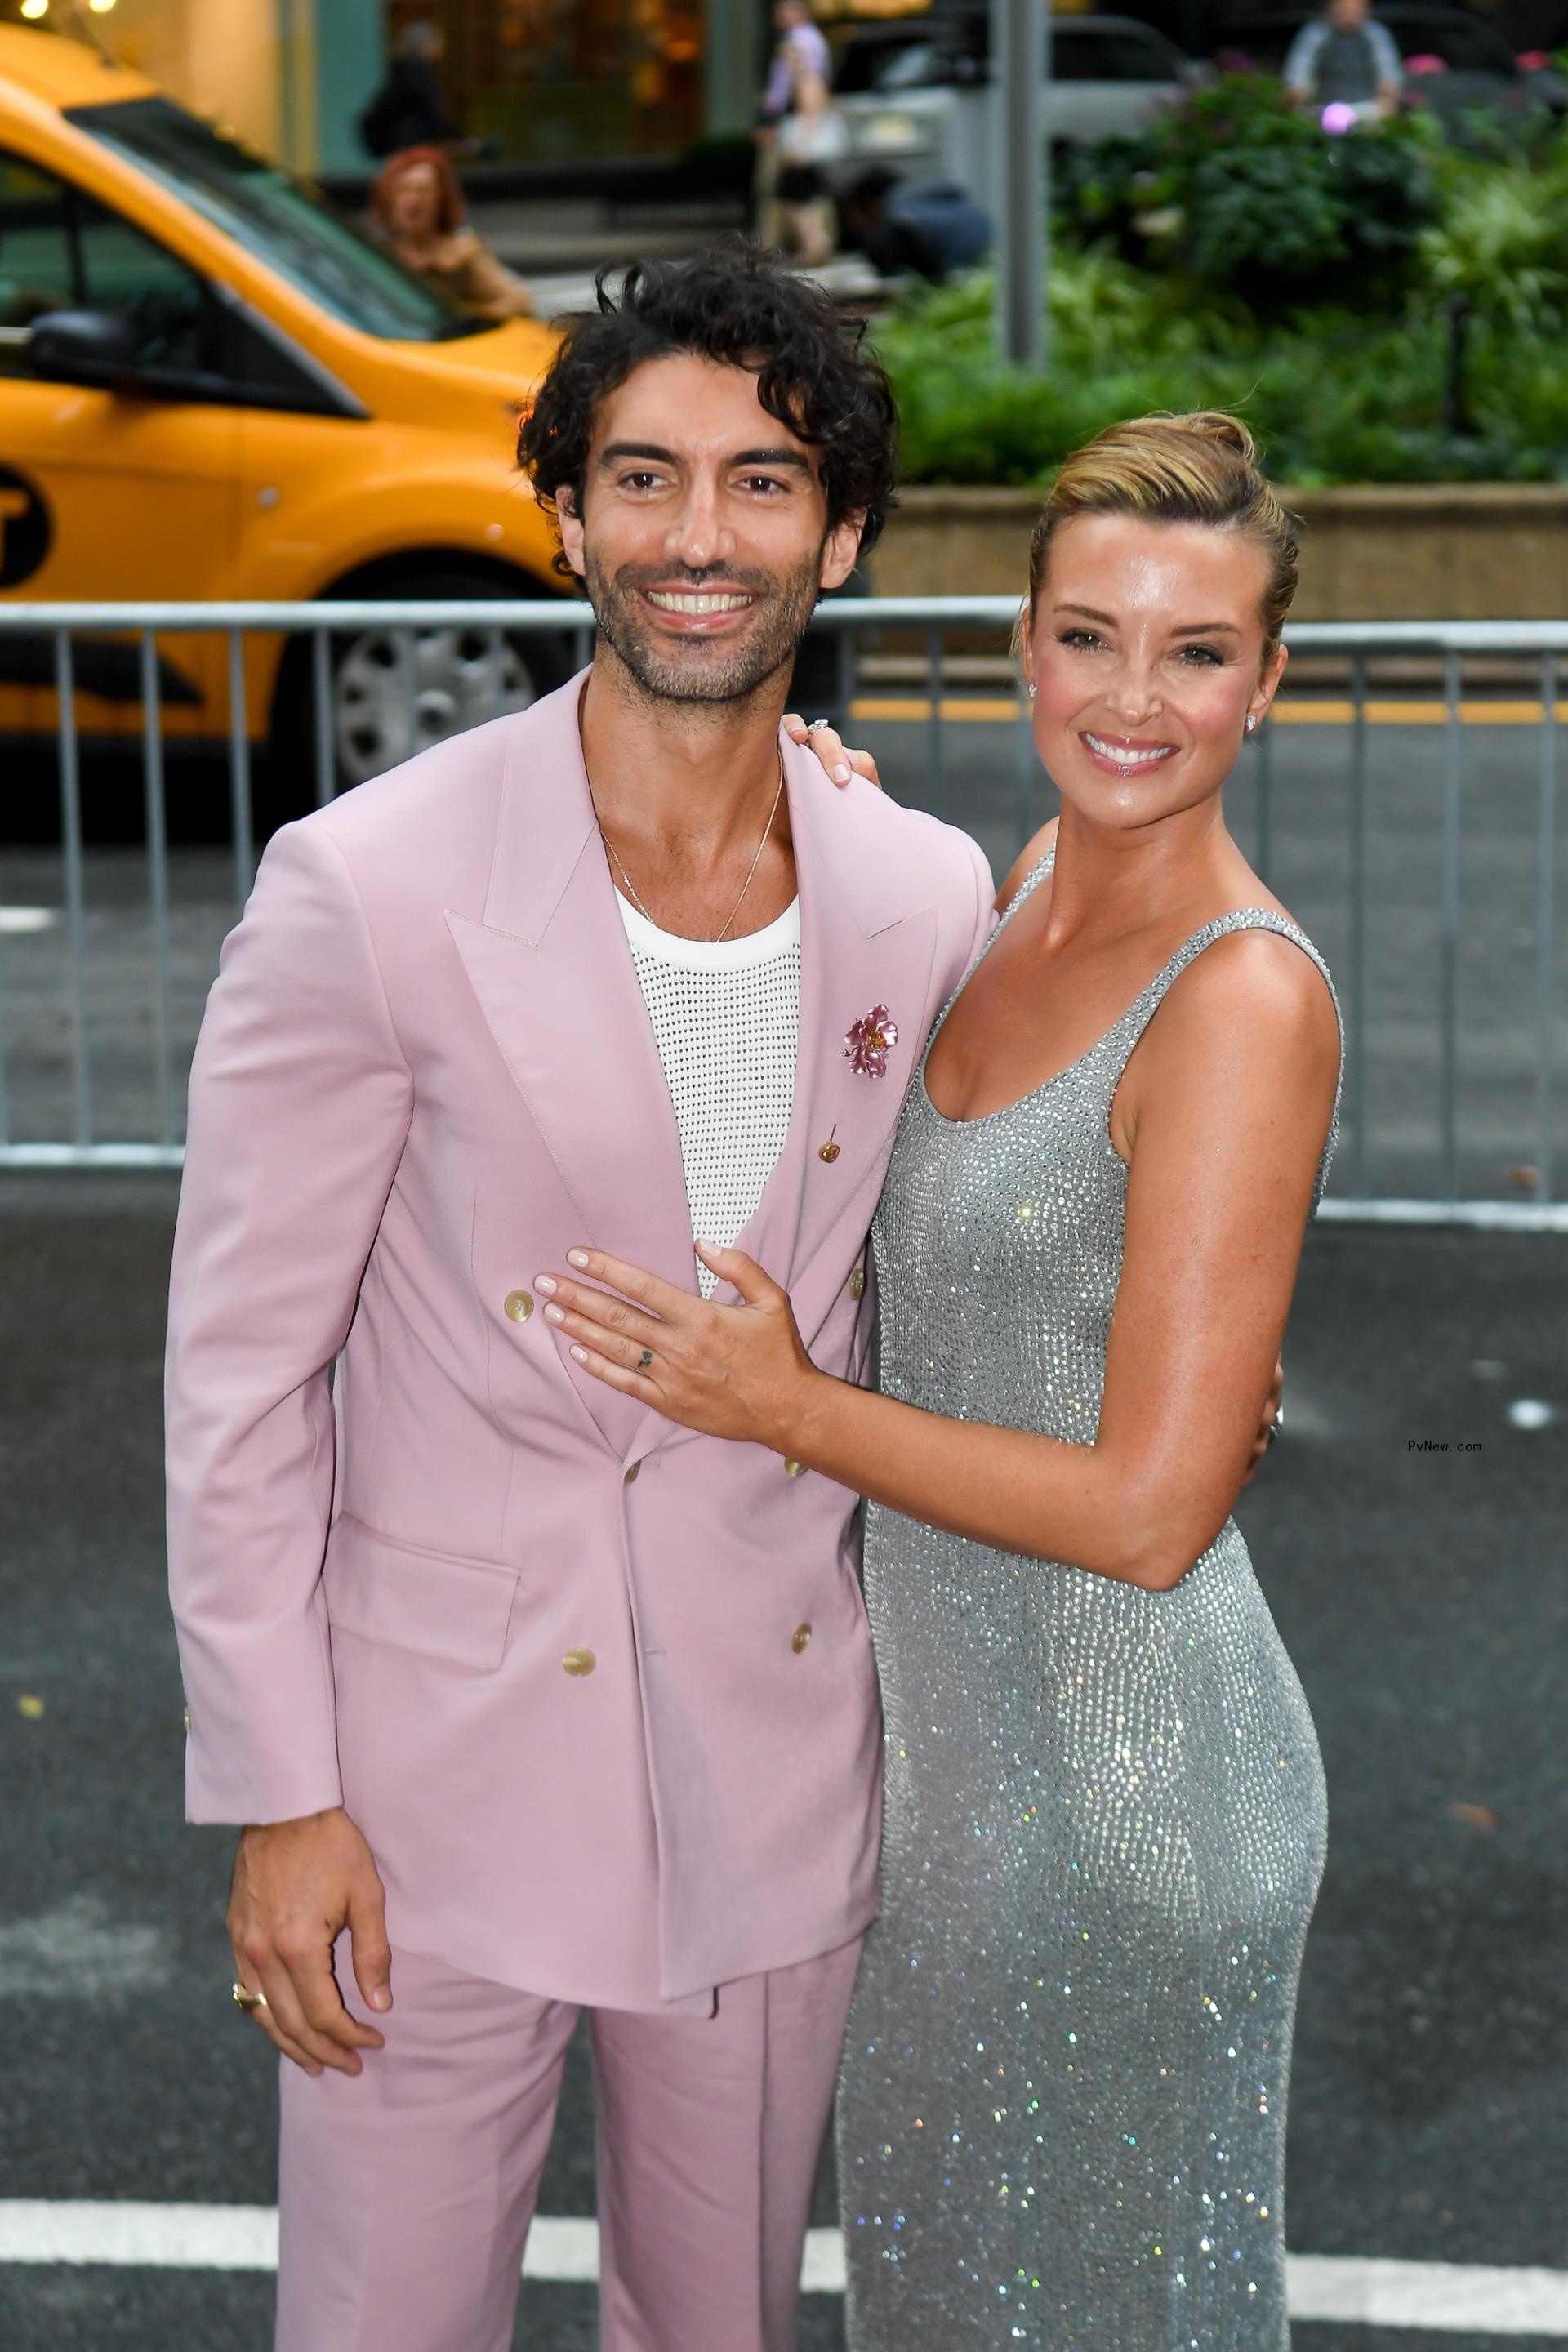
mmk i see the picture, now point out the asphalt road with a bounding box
[0,1173,1563,2350]
[2,705,1565,1202]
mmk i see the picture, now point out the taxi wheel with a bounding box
[269,565,574,805]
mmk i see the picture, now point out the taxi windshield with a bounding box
[66,96,488,342]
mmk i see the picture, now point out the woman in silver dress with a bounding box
[541,412,1342,2349]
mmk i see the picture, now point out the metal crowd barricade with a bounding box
[0,598,1561,1232]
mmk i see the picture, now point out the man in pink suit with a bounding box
[166,247,993,2351]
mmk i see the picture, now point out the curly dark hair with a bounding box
[517,241,898,577]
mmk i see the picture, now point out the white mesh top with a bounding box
[616,891,801,1297]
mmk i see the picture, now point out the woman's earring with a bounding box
[1027,682,1037,701]
[1245,714,1258,733]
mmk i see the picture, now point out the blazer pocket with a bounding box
[324,1514,520,1670]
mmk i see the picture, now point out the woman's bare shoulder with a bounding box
[1150,920,1340,1078]
[995,816,1058,914]
[1116,921,1339,1177]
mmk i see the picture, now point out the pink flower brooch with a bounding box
[844,1003,898,1078]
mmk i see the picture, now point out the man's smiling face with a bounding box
[558,351,863,706]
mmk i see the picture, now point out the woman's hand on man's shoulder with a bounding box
[785,714,882,792]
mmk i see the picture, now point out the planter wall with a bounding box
[869,484,1568,622]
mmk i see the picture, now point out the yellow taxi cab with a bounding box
[0,26,568,793]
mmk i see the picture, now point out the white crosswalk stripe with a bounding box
[0,2203,1565,2331]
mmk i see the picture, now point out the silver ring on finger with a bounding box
[804,718,835,735]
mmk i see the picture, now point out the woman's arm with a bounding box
[538,929,1337,1591]
[783,714,883,790]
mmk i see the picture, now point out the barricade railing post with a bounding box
[140,630,176,1148]
[835,616,856,736]
[924,623,945,821]
[227,630,255,904]
[400,628,419,768]
[312,628,334,809]
[487,626,506,732]
[1537,651,1557,1205]
[1348,652,1369,1198]
[54,628,91,1147]
[1440,650,1463,1204]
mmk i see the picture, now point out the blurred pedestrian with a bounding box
[755,1,835,254]
[370,147,534,319]
[1284,0,1404,122]
[774,42,848,267]
[762,0,831,122]
[359,20,467,161]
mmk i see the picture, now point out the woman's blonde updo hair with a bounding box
[1020,412,1299,665]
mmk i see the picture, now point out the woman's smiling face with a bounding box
[1024,511,1286,831]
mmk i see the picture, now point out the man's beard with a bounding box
[581,545,826,706]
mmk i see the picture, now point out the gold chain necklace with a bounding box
[595,751,786,946]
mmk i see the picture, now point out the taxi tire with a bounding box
[267,561,575,813]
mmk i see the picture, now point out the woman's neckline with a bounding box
[920,856,1303,1131]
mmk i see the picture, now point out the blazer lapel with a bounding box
[446,679,696,1457]
[618,737,938,1488]
[739,739,938,1312]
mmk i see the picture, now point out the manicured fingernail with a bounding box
[568,1250,590,1268]
[570,1345,587,1363]
[832,764,850,782]
[544,1303,565,1324]
[534,1275,557,1295]
[372,1988,391,2011]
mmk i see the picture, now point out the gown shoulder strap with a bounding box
[1099,908,1344,1212]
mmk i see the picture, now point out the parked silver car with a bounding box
[830,12,1202,192]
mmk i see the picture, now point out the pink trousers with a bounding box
[274,1934,862,2352]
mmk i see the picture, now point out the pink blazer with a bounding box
[167,675,993,2009]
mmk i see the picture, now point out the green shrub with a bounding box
[1419,159,1568,329]
[872,262,1568,488]
[883,92,1568,488]
[1057,73,1440,311]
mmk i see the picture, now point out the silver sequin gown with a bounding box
[838,856,1339,2351]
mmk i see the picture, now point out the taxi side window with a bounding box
[0,150,205,380]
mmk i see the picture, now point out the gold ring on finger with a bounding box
[232,1980,269,2014]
